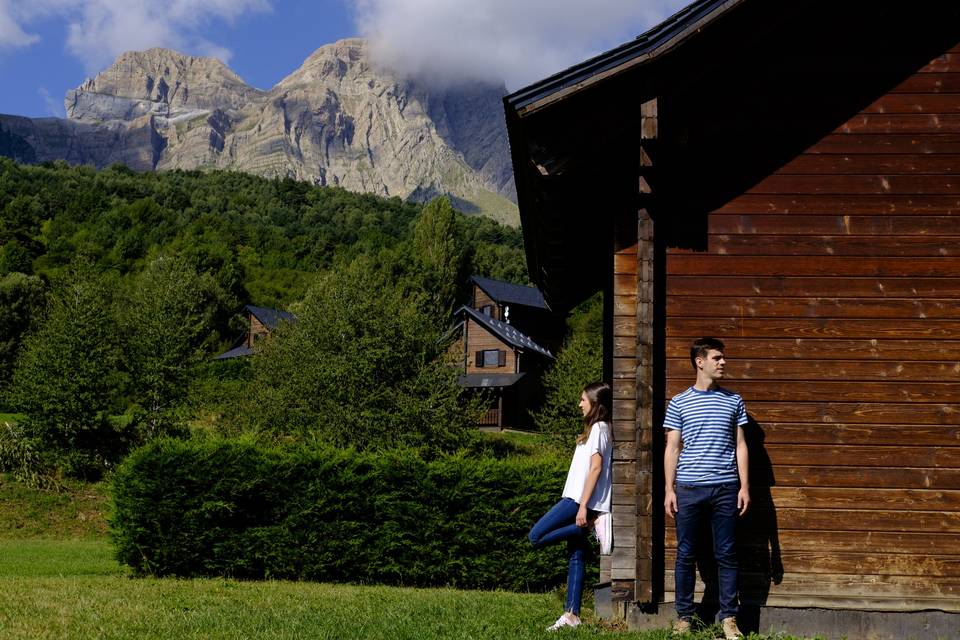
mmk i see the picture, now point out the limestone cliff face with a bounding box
[0,41,517,224]
[65,48,264,122]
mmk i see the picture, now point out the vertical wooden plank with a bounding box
[611,155,640,600]
[635,97,657,606]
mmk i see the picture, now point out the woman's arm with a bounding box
[576,452,603,527]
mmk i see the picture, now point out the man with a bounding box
[664,337,750,639]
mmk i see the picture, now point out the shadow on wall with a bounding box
[693,416,782,632]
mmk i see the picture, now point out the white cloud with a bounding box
[0,0,269,73]
[0,0,39,49]
[352,0,691,89]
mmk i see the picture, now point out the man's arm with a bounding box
[664,429,682,518]
[736,424,750,516]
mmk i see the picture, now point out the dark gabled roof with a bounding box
[471,276,549,311]
[458,372,527,388]
[503,0,749,312]
[505,0,743,115]
[458,305,553,358]
[245,304,295,330]
[212,344,254,360]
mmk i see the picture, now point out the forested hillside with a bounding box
[0,158,527,307]
[0,158,530,479]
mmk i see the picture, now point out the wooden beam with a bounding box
[635,96,657,606]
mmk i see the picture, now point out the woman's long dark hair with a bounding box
[576,381,611,445]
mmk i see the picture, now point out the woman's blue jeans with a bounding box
[674,482,740,620]
[528,497,593,616]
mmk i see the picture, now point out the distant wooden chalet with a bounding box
[453,276,560,428]
[214,304,295,360]
[505,0,960,636]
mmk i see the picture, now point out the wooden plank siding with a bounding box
[608,209,638,593]
[633,98,657,604]
[463,318,516,374]
[472,287,502,321]
[606,98,658,602]
[661,44,960,612]
[246,314,269,348]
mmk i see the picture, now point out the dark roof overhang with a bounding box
[245,304,295,330]
[505,0,744,118]
[458,372,527,388]
[503,0,754,312]
[470,275,549,310]
[213,344,254,360]
[456,305,554,358]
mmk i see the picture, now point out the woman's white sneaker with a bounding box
[546,614,581,631]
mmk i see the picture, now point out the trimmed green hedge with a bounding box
[110,438,591,591]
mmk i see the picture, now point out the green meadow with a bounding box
[0,476,775,640]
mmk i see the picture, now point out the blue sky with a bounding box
[0,0,687,119]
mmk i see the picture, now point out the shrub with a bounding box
[110,438,595,591]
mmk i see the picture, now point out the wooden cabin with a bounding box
[504,0,960,636]
[453,277,557,428]
[213,304,295,360]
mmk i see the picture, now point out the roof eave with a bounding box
[504,0,745,118]
[470,275,549,311]
[456,305,553,357]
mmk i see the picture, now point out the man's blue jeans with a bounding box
[528,497,593,615]
[674,482,739,620]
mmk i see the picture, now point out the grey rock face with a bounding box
[65,48,263,121]
[2,41,518,224]
[0,114,161,172]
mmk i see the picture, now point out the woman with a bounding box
[528,381,614,631]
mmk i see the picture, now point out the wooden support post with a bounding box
[604,96,657,608]
[609,209,639,598]
[498,392,503,429]
[635,97,657,605]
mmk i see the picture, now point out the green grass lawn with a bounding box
[0,539,120,577]
[0,476,774,640]
[0,537,690,640]
[0,539,761,640]
[0,573,644,640]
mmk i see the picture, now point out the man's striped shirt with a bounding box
[663,386,747,486]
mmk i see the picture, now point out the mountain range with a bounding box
[0,39,518,225]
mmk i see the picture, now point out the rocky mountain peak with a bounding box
[295,38,367,72]
[66,47,263,122]
[3,39,518,225]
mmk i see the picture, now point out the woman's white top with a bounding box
[561,421,613,513]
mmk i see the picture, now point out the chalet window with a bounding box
[480,304,494,317]
[476,349,506,368]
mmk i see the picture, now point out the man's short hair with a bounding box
[690,337,725,369]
